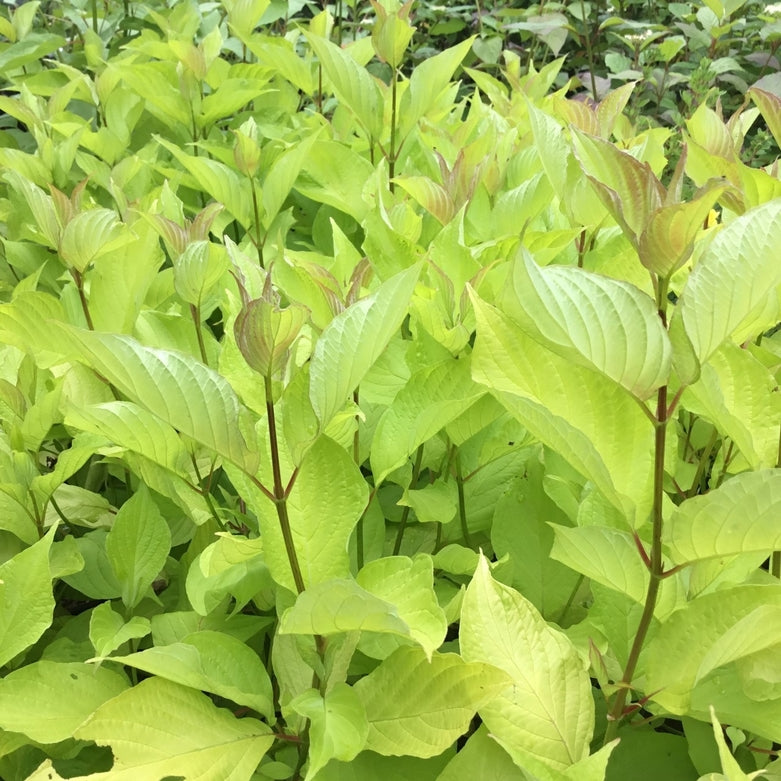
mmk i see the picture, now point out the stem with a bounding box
[353,389,365,569]
[389,69,398,191]
[774,425,781,577]
[455,450,472,548]
[579,0,598,101]
[264,373,306,594]
[250,179,264,268]
[604,383,668,743]
[71,269,95,330]
[91,0,98,33]
[190,303,208,365]
[392,445,424,555]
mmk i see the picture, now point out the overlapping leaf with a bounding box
[353,645,509,757]
[472,295,653,525]
[64,329,259,474]
[666,470,781,565]
[673,199,781,363]
[460,555,594,773]
[499,249,671,399]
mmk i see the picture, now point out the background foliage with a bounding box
[2,0,781,779]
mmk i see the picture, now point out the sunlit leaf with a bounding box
[460,555,593,772]
[354,645,509,757]
[499,249,671,399]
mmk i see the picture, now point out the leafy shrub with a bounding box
[1,1,781,780]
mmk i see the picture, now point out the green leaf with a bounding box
[357,555,447,659]
[310,264,421,427]
[572,128,665,244]
[748,86,781,151]
[0,525,56,667]
[65,401,192,478]
[674,199,781,363]
[460,554,593,772]
[185,534,272,616]
[58,209,129,273]
[289,684,368,780]
[0,32,66,72]
[64,329,260,474]
[74,677,274,780]
[306,35,384,140]
[638,184,726,277]
[472,295,653,526]
[315,752,453,781]
[297,140,375,223]
[62,530,123,601]
[500,249,671,400]
[109,631,274,720]
[398,37,474,137]
[254,436,367,591]
[645,585,781,713]
[0,291,72,368]
[353,645,509,757]
[0,661,128,744]
[707,707,763,781]
[279,578,412,638]
[89,602,152,659]
[491,463,582,621]
[681,343,781,470]
[106,485,171,609]
[666,470,781,565]
[371,357,485,484]
[550,525,648,604]
[156,136,253,227]
[174,240,229,307]
[437,725,523,781]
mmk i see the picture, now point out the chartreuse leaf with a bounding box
[106,485,171,610]
[356,555,447,659]
[310,264,421,428]
[665,470,781,565]
[58,209,130,273]
[472,296,653,526]
[70,677,273,780]
[185,535,272,616]
[64,329,260,473]
[571,128,664,244]
[297,140,375,222]
[280,578,412,637]
[246,436,367,592]
[638,183,726,277]
[371,357,485,484]
[460,555,593,773]
[646,585,781,714]
[674,199,781,364]
[0,525,56,667]
[316,752,453,781]
[749,87,781,151]
[0,291,73,368]
[289,683,368,780]
[281,558,446,658]
[682,343,781,471]
[108,631,274,720]
[0,661,128,744]
[437,725,522,781]
[156,136,253,227]
[353,645,509,757]
[306,34,384,141]
[704,707,765,781]
[89,602,151,659]
[65,401,192,478]
[174,240,229,307]
[397,36,474,138]
[500,249,671,400]
[551,525,648,604]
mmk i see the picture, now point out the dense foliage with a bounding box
[2,0,781,779]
